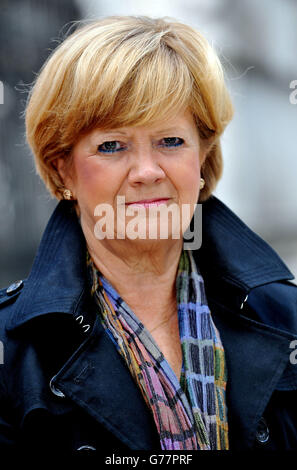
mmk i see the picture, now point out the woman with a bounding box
[0,16,296,454]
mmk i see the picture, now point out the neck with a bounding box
[84,223,183,328]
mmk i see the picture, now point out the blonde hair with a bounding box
[25,16,234,201]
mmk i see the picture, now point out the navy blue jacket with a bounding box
[0,196,297,454]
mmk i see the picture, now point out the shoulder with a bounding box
[0,280,26,330]
[0,281,26,394]
[246,279,297,334]
[0,280,25,310]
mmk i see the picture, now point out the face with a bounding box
[57,108,206,248]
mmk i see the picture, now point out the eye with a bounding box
[97,141,125,154]
[160,137,184,148]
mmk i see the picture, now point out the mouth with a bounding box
[125,198,171,208]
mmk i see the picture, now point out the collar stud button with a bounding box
[6,280,24,295]
[255,417,269,444]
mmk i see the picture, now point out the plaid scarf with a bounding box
[87,249,228,450]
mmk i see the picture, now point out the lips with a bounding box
[125,198,170,207]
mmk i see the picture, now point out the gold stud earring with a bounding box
[200,178,205,190]
[63,189,73,200]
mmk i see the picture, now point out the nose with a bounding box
[127,147,166,185]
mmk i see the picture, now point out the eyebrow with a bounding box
[94,127,188,135]
[154,127,188,135]
[89,126,190,142]
[92,129,128,136]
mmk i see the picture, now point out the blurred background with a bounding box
[0,0,296,288]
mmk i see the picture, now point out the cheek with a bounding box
[74,159,116,202]
[175,152,200,197]
[78,165,100,188]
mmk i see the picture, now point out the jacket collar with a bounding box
[195,195,293,289]
[6,201,88,331]
[6,196,294,331]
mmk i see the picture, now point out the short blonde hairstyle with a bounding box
[25,16,234,202]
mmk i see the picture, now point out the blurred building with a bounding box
[0,0,82,287]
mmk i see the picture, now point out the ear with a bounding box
[199,135,215,167]
[55,157,73,189]
[55,157,66,181]
[199,148,208,168]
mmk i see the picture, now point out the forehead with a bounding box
[87,108,198,137]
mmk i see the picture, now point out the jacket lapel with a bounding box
[51,312,161,450]
[210,299,294,449]
[192,196,296,448]
[48,284,296,450]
